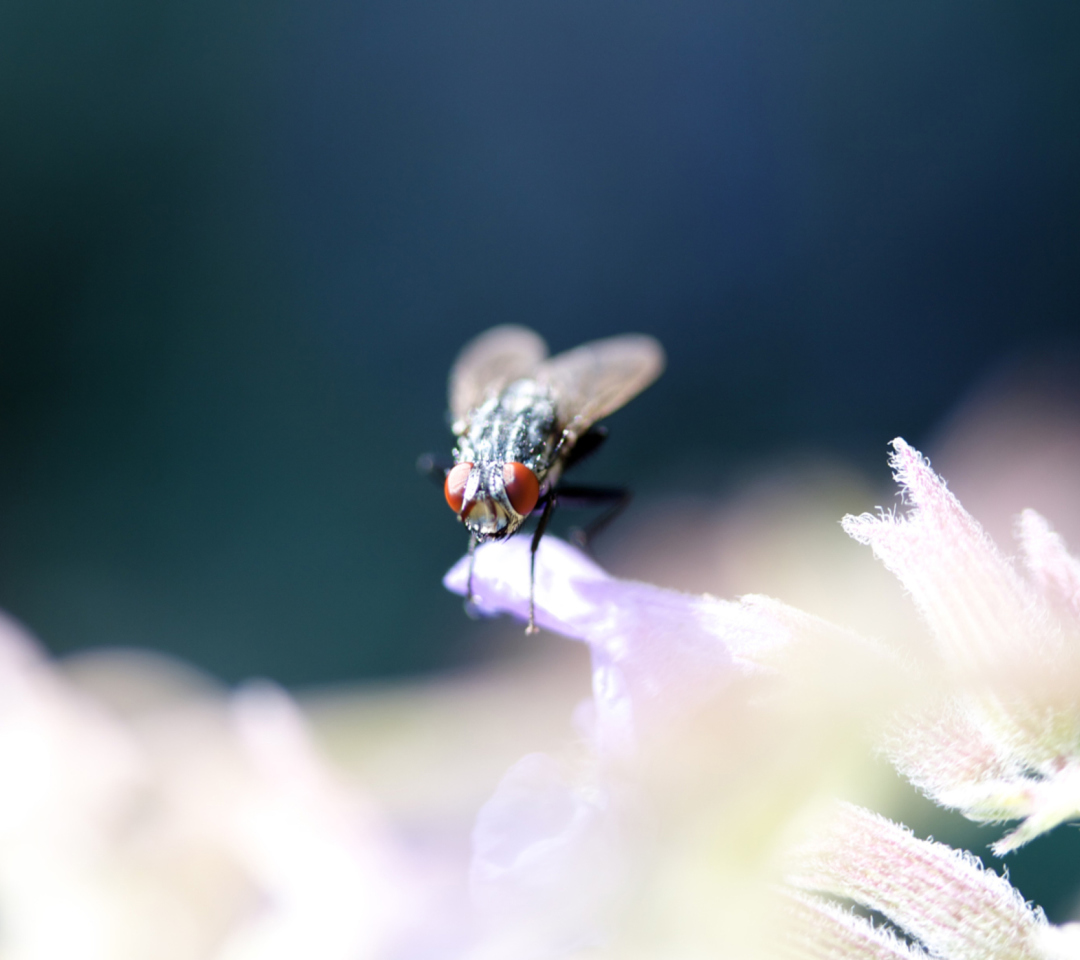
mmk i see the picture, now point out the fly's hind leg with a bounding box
[551,485,631,551]
[526,494,557,634]
[559,425,608,472]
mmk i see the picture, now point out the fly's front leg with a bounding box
[551,485,630,550]
[464,532,480,618]
[526,494,557,634]
[416,453,454,487]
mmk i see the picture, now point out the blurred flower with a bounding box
[774,438,1080,960]
[446,434,1080,957]
[0,615,427,960]
[2,417,1079,958]
[445,535,902,957]
[445,536,794,756]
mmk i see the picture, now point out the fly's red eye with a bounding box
[503,462,539,517]
[444,462,472,513]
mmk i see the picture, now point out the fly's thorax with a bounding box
[449,379,560,540]
[454,379,560,483]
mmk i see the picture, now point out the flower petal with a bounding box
[841,438,1059,676]
[777,889,928,960]
[845,441,1080,849]
[990,762,1080,856]
[445,536,793,750]
[1017,509,1080,620]
[787,804,1048,960]
[469,752,631,958]
[221,682,412,960]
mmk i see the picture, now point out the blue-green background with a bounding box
[3,0,1078,679]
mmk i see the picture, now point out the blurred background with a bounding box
[2,0,1079,688]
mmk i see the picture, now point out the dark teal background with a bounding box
[2,0,1078,683]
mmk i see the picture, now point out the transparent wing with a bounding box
[448,325,549,422]
[536,334,665,441]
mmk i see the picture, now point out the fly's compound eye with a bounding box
[503,462,539,517]
[444,462,473,513]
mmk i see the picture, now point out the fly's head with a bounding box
[443,460,540,540]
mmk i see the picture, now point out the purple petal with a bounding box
[446,536,791,748]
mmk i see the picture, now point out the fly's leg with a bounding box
[559,425,608,473]
[551,485,630,550]
[464,532,480,618]
[526,494,557,634]
[417,453,454,486]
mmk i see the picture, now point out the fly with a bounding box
[420,325,665,633]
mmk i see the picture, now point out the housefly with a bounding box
[421,325,665,633]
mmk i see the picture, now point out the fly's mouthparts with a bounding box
[462,497,510,536]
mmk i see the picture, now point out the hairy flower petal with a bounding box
[841,439,1058,677]
[777,889,928,960]
[989,762,1080,856]
[787,804,1049,960]
[1017,509,1080,621]
[844,439,1080,851]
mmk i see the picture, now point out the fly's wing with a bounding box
[448,325,549,424]
[536,334,665,443]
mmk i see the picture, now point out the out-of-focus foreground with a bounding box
[1,364,1078,958]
